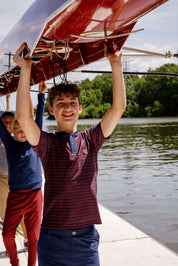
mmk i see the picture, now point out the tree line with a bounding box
[45,63,178,118]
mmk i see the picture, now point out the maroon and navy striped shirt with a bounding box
[33,122,108,229]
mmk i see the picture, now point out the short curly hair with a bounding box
[48,83,81,107]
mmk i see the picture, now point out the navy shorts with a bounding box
[37,225,100,266]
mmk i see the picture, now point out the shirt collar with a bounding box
[55,130,79,137]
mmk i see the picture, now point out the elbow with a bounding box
[122,98,127,110]
[120,101,127,115]
[112,102,126,119]
[119,101,127,118]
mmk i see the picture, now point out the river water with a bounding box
[43,117,178,254]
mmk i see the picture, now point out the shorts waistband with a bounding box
[42,225,94,237]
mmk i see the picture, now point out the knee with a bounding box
[26,224,41,243]
[27,229,40,243]
[2,229,15,244]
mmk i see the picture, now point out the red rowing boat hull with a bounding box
[0,0,168,95]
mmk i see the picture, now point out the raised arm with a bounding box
[14,43,41,146]
[6,94,11,112]
[29,87,35,118]
[35,80,47,130]
[100,44,126,138]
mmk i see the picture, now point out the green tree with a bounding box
[44,63,178,119]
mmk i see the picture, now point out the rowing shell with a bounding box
[0,0,168,96]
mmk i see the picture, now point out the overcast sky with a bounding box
[0,0,177,110]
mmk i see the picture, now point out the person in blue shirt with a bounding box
[0,94,28,247]
[1,81,47,266]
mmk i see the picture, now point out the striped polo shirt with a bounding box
[33,122,108,229]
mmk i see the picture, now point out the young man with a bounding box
[14,42,126,266]
[0,81,47,266]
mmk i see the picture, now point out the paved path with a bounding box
[0,204,178,265]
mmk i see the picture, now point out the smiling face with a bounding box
[49,92,82,133]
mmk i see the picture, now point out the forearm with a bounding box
[111,61,126,113]
[30,94,34,118]
[101,58,126,138]
[35,94,45,129]
[6,99,10,112]
[16,64,32,123]
[14,43,41,146]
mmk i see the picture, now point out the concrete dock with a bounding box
[97,205,178,266]
[0,204,178,265]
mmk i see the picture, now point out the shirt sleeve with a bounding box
[35,93,45,130]
[32,130,53,162]
[84,122,110,151]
